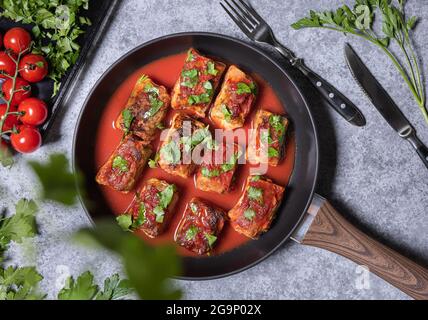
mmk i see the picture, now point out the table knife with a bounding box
[344,43,428,169]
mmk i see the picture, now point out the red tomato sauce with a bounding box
[95,52,296,257]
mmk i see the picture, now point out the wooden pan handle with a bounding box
[301,200,428,300]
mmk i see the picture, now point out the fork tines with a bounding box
[220,0,263,35]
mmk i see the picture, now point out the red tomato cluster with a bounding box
[0,27,49,154]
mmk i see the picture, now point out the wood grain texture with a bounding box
[302,200,428,300]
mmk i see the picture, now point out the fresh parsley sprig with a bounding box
[292,0,427,125]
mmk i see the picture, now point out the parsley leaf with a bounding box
[188,93,211,105]
[116,214,133,232]
[268,147,279,158]
[160,140,181,165]
[144,95,163,119]
[204,233,217,247]
[250,175,261,182]
[185,225,199,240]
[0,199,38,259]
[248,187,263,203]
[121,109,134,134]
[28,154,83,206]
[269,115,285,134]
[95,274,133,300]
[158,185,176,209]
[221,104,233,122]
[144,82,160,96]
[0,266,44,300]
[221,151,241,173]
[112,156,129,173]
[201,167,220,178]
[186,50,195,62]
[207,61,218,75]
[57,271,99,300]
[153,185,176,223]
[236,82,257,95]
[148,153,160,168]
[190,203,198,214]
[244,209,256,221]
[75,222,182,300]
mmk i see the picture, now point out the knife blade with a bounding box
[344,43,428,169]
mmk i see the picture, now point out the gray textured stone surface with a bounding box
[1,0,427,300]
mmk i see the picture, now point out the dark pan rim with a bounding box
[72,31,319,280]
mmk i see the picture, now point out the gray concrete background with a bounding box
[1,0,427,299]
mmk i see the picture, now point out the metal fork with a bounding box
[220,0,366,126]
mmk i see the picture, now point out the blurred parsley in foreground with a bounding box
[76,222,182,300]
[28,153,83,206]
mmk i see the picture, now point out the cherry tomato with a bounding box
[18,98,48,126]
[19,54,48,83]
[0,104,19,132]
[2,77,31,106]
[3,27,32,54]
[10,125,41,154]
[0,51,16,79]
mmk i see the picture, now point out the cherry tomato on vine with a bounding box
[19,54,48,83]
[2,77,32,106]
[0,104,19,132]
[4,27,32,54]
[10,125,41,154]
[0,51,16,79]
[18,98,48,126]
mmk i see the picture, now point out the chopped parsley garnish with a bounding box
[148,153,160,168]
[244,209,256,221]
[260,129,273,144]
[144,96,163,119]
[186,50,195,62]
[247,187,263,202]
[153,184,176,223]
[268,147,279,158]
[183,126,213,152]
[205,233,217,247]
[153,206,165,223]
[201,167,220,178]
[144,83,160,95]
[207,61,218,76]
[250,175,261,182]
[158,185,176,209]
[236,82,257,95]
[121,109,134,134]
[190,202,198,214]
[134,203,147,227]
[116,202,146,232]
[116,214,133,231]
[221,151,241,173]
[185,225,199,240]
[221,104,233,122]
[181,69,199,88]
[112,156,128,173]
[160,141,181,165]
[269,115,285,134]
[188,93,211,105]
[203,81,213,91]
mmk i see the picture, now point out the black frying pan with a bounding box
[73,33,428,299]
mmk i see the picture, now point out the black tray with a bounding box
[0,0,120,138]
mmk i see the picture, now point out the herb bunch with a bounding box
[292,0,427,125]
[0,0,91,96]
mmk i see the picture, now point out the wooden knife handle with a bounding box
[301,200,428,300]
